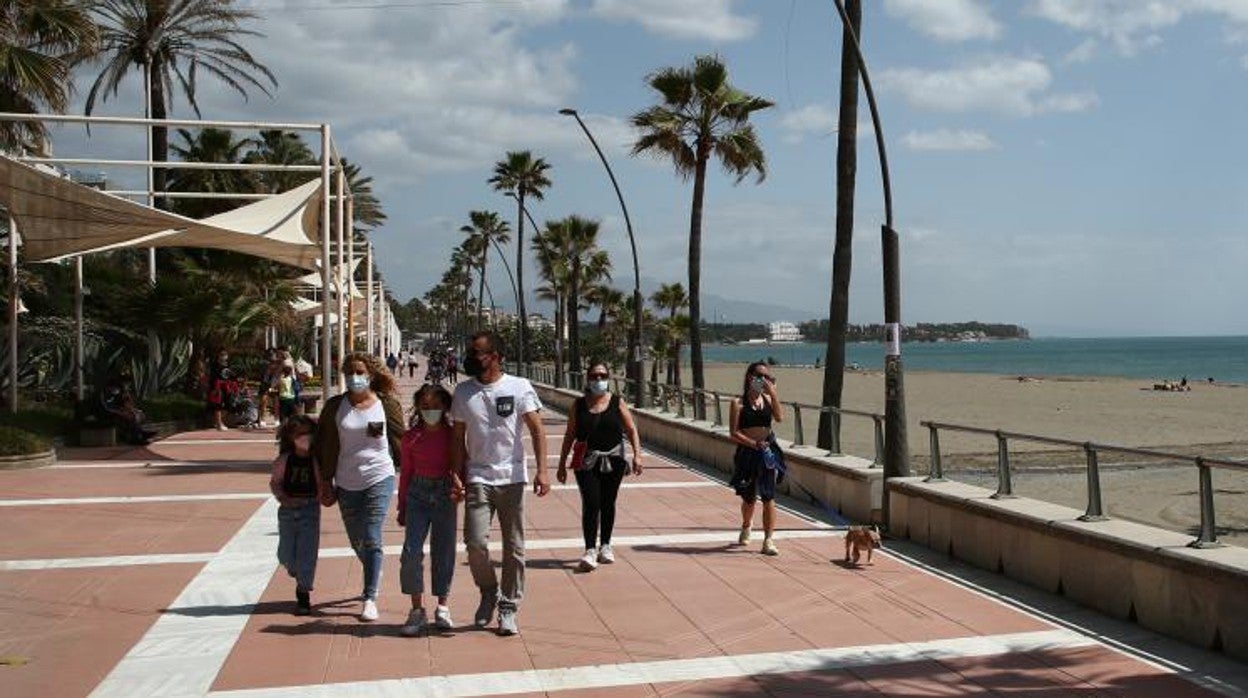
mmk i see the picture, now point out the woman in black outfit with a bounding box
[557,362,644,572]
[728,361,786,556]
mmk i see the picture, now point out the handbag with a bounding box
[570,439,588,471]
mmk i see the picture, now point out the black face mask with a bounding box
[463,354,485,377]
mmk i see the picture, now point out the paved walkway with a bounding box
[1,371,1245,697]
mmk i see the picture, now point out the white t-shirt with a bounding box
[334,397,394,491]
[451,373,542,485]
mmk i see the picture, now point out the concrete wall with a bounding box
[534,383,883,525]
[888,477,1248,661]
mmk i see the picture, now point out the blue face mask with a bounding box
[346,374,370,393]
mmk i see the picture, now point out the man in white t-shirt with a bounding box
[451,331,549,637]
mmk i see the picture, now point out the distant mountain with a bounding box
[638,275,821,324]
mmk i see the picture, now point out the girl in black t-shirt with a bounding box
[557,363,644,572]
[270,416,322,615]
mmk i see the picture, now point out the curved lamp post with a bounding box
[830,0,910,483]
[558,108,645,409]
[504,191,548,378]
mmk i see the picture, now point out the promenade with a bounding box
[1,371,1244,696]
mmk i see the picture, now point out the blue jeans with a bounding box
[337,475,394,600]
[277,498,320,592]
[400,476,457,598]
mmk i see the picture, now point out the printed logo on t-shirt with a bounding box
[495,395,514,417]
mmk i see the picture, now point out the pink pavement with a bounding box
[0,367,1232,697]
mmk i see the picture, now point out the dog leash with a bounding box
[789,478,853,527]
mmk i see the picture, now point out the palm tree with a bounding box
[341,159,386,231]
[244,129,316,194]
[488,150,552,371]
[83,0,277,208]
[1,0,97,153]
[820,0,862,450]
[632,54,773,418]
[460,210,510,329]
[650,282,688,384]
[543,216,610,375]
[167,127,256,218]
[531,223,569,385]
[591,285,625,332]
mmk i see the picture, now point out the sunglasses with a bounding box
[588,373,609,380]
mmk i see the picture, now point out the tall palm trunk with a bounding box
[149,56,169,211]
[818,0,861,450]
[554,290,564,387]
[477,255,488,330]
[687,143,710,419]
[514,193,528,370]
[567,264,581,375]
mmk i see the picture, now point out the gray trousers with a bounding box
[464,482,525,610]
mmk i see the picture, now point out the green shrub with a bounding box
[0,426,51,456]
[143,393,205,423]
[0,403,75,438]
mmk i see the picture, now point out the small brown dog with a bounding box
[844,526,881,564]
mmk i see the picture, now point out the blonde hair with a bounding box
[340,352,396,395]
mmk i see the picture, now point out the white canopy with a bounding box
[0,155,324,269]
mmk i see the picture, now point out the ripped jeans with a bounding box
[337,475,394,601]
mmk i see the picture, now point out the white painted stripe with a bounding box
[549,481,716,491]
[0,493,270,507]
[89,499,279,698]
[47,460,268,470]
[159,438,276,446]
[207,628,1096,697]
[2,528,838,572]
[1,552,216,571]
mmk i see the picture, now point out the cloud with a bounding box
[901,129,997,152]
[777,104,875,144]
[1027,0,1248,55]
[590,0,757,41]
[878,57,1098,117]
[1062,38,1098,64]
[883,0,1002,42]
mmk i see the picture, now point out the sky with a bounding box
[48,0,1248,337]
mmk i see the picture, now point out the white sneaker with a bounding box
[400,608,426,637]
[433,605,453,630]
[578,548,599,572]
[359,599,379,622]
[597,544,615,564]
[738,527,752,545]
[216,424,229,432]
[761,539,779,556]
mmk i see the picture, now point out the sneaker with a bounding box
[497,608,519,636]
[216,424,229,432]
[295,589,311,616]
[578,548,599,572]
[359,599,379,622]
[597,544,615,564]
[474,589,498,628]
[433,605,453,630]
[738,527,752,545]
[400,608,427,637]
[761,538,779,556]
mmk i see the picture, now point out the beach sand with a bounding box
[685,363,1248,546]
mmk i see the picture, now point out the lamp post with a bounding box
[558,108,645,409]
[504,192,547,380]
[830,0,910,488]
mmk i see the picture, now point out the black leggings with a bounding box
[574,460,627,549]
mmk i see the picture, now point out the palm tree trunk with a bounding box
[567,266,581,376]
[514,192,528,371]
[150,58,169,212]
[554,291,564,387]
[477,255,487,330]
[688,147,709,419]
[818,0,861,450]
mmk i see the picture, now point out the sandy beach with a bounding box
[684,363,1248,546]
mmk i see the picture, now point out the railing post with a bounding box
[828,409,842,456]
[1190,458,1223,548]
[992,431,1015,499]
[676,386,686,418]
[712,391,723,427]
[791,402,804,446]
[870,414,884,468]
[925,424,944,482]
[1079,443,1107,521]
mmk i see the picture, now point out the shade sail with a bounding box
[0,155,323,269]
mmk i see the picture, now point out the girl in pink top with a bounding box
[397,384,464,636]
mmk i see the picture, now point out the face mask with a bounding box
[420,409,443,424]
[346,374,370,393]
[463,354,485,377]
[588,379,610,395]
[751,376,767,392]
[292,435,312,452]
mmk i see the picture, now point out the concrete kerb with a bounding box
[887,476,1248,663]
[533,382,883,526]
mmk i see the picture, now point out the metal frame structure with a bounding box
[0,111,390,409]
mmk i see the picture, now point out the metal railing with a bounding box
[922,420,1247,548]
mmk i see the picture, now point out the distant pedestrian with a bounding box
[386,352,399,374]
[407,353,420,378]
[446,350,458,384]
[452,331,549,636]
[277,360,301,420]
[398,384,464,637]
[728,361,786,556]
[316,353,405,622]
[557,362,643,572]
[271,416,321,616]
[206,349,239,431]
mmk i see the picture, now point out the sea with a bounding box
[693,336,1248,385]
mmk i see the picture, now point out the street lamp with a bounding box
[558,108,645,409]
[830,0,911,491]
[504,191,550,381]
